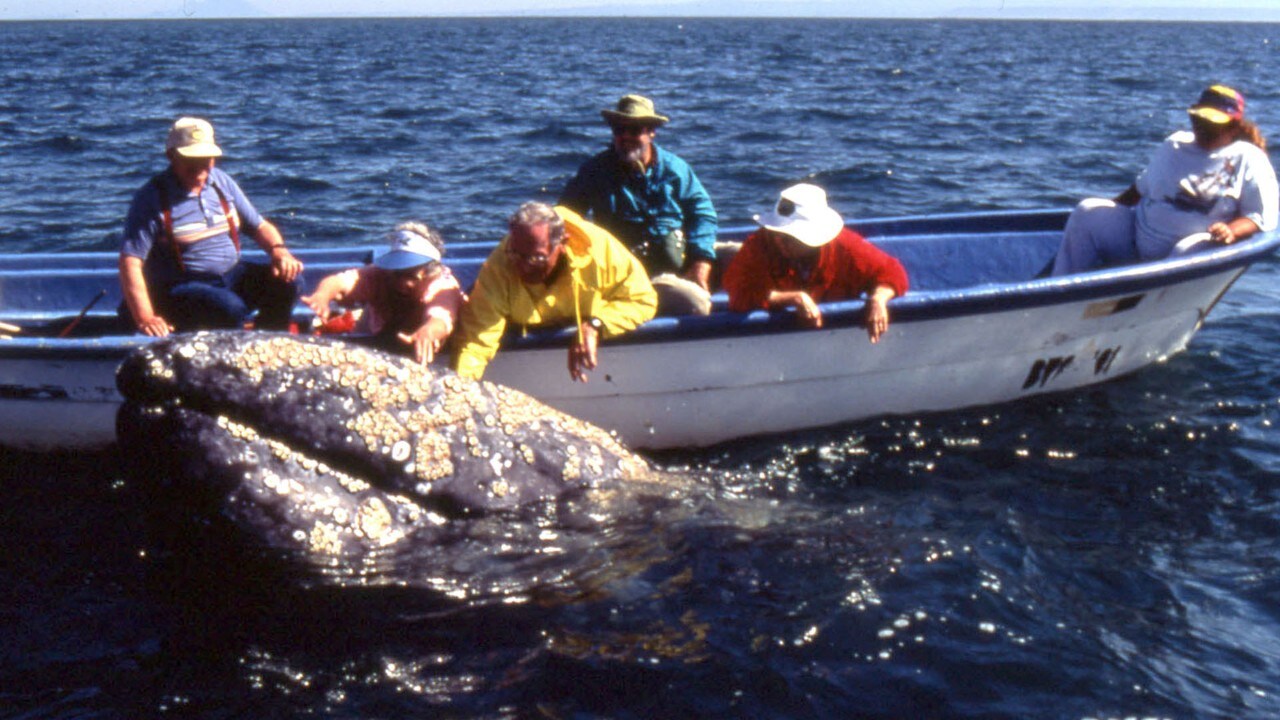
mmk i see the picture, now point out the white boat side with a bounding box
[484,260,1245,447]
[0,209,1273,451]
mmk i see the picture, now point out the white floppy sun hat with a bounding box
[753,183,844,248]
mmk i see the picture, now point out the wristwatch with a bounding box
[587,317,605,333]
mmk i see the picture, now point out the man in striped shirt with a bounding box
[119,117,304,336]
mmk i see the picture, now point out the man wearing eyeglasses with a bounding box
[453,202,657,383]
[559,94,718,315]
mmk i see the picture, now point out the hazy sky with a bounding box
[3,0,1279,21]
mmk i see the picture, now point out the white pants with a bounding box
[1050,199,1139,276]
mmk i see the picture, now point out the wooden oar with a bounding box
[57,289,108,338]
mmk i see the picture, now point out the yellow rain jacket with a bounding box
[453,206,658,380]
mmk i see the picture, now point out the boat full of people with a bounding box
[0,208,1275,451]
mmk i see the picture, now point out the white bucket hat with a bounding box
[165,117,223,158]
[753,183,844,248]
[374,228,443,271]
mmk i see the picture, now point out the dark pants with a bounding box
[136,261,301,332]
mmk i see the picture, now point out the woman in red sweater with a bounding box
[723,183,908,343]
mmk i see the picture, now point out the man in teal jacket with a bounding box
[559,94,718,314]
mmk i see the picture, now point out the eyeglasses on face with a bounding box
[506,247,553,267]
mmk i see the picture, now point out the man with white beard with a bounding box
[559,94,719,315]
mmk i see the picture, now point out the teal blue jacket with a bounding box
[559,143,718,266]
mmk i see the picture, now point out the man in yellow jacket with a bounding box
[453,202,658,383]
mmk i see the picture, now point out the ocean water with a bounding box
[2,16,1280,719]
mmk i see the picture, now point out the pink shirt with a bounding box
[337,265,465,335]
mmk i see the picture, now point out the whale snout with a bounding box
[116,331,665,569]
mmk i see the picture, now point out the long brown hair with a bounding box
[1235,118,1267,151]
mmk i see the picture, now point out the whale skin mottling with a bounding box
[116,331,682,577]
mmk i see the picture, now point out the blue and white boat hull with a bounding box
[0,209,1270,450]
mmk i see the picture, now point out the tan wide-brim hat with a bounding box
[753,183,844,248]
[601,94,669,127]
[165,117,223,158]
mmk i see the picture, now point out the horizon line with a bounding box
[3,13,1280,23]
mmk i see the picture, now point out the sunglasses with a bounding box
[611,124,653,137]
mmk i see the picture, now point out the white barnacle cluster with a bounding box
[229,340,274,384]
[215,410,378,514]
[230,336,370,387]
[582,444,606,478]
[346,406,460,484]
[221,420,375,500]
[440,374,468,395]
[216,414,261,442]
[562,443,582,482]
[490,477,510,498]
[260,468,305,497]
[414,430,454,483]
[266,437,295,463]
[615,455,648,480]
[302,494,425,556]
[463,416,483,458]
[355,496,393,540]
[248,344,457,485]
[146,355,175,382]
[487,453,514,498]
[141,336,205,383]
[488,382,646,481]
[308,522,345,555]
[177,335,211,359]
[559,442,607,484]
[491,385,545,432]
[334,471,371,494]
[250,445,426,556]
[331,345,434,407]
[349,408,411,454]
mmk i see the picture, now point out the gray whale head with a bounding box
[116,331,679,581]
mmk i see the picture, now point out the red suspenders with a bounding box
[152,176,242,273]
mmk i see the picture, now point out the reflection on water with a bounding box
[3,339,1280,718]
[4,294,1279,717]
[3,15,1280,720]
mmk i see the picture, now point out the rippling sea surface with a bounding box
[2,17,1280,720]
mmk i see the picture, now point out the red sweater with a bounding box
[723,227,909,312]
